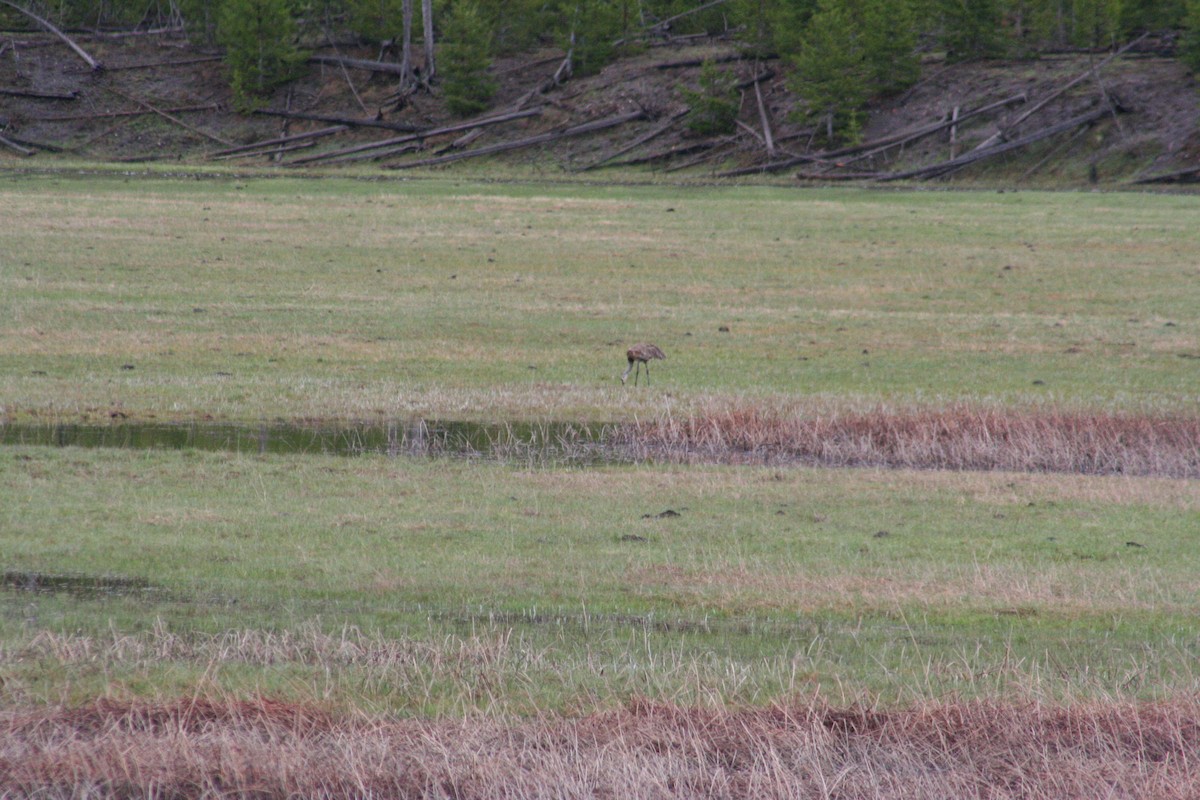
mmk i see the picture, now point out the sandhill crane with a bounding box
[621,343,666,386]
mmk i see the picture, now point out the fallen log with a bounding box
[35,103,217,121]
[754,79,776,158]
[384,110,646,170]
[879,105,1110,181]
[0,0,102,70]
[100,55,223,72]
[254,109,422,132]
[104,87,234,146]
[656,51,764,70]
[0,87,77,100]
[576,108,689,170]
[607,139,717,167]
[1130,165,1200,184]
[796,170,886,181]
[308,54,407,75]
[435,127,484,154]
[210,140,317,161]
[285,106,543,166]
[973,32,1148,151]
[717,93,1027,177]
[0,131,36,156]
[207,125,347,158]
[662,139,735,172]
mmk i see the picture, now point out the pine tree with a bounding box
[788,0,919,142]
[681,59,740,135]
[348,0,406,44]
[441,0,498,116]
[939,0,1006,60]
[560,0,623,77]
[1183,0,1200,71]
[218,0,306,109]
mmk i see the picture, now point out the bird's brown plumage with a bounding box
[622,343,666,386]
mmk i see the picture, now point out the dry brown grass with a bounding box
[615,403,1200,478]
[2,694,1197,799]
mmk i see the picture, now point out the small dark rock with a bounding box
[1125,541,1146,548]
[873,530,890,538]
[643,509,681,519]
[620,534,648,542]
[120,364,135,370]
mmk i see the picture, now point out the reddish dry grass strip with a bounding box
[616,405,1200,478]
[3,695,1198,799]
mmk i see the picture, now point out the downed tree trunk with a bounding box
[0,131,36,156]
[656,52,765,70]
[718,93,1027,177]
[0,87,77,99]
[662,139,735,172]
[286,106,543,166]
[36,103,217,122]
[607,139,716,167]
[0,0,102,70]
[1131,165,1200,184]
[254,109,422,132]
[105,87,233,146]
[207,125,348,158]
[576,108,689,171]
[796,169,886,181]
[754,79,776,159]
[210,141,317,161]
[879,105,1110,181]
[384,110,646,170]
[101,55,223,72]
[973,32,1148,151]
[308,54,408,76]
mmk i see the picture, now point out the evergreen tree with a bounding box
[217,0,307,109]
[348,0,406,43]
[559,0,624,77]
[1183,0,1200,71]
[939,0,1006,59]
[1068,0,1122,47]
[681,58,740,135]
[730,0,820,58]
[1120,0,1185,34]
[788,0,920,142]
[861,0,920,92]
[441,0,498,116]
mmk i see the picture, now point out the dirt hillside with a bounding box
[1,27,1197,186]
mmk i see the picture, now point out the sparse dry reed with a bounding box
[613,403,1200,477]
[2,693,1197,799]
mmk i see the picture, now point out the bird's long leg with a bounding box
[644,363,650,386]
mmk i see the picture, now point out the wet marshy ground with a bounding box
[3,408,1198,475]
[0,420,615,464]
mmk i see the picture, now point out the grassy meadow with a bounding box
[1,169,1199,796]
[2,171,1198,422]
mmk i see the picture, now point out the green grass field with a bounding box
[1,170,1199,795]
[2,171,1197,424]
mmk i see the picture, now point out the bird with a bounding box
[621,343,666,386]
